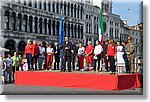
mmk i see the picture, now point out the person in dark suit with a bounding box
[60,37,73,72]
[71,42,78,70]
[54,43,60,70]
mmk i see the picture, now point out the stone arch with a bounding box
[74,4,76,18]
[39,18,43,34]
[4,39,16,56]
[34,16,38,33]
[29,15,33,33]
[12,12,16,30]
[68,2,70,16]
[44,18,47,34]
[52,20,55,35]
[64,22,66,37]
[74,24,77,38]
[48,19,51,35]
[103,21,107,33]
[77,5,80,19]
[71,24,74,38]
[78,25,80,39]
[23,14,28,32]
[18,41,27,55]
[64,1,67,15]
[18,13,22,31]
[71,3,73,17]
[68,23,70,37]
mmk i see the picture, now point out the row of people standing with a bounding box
[9,36,135,73]
[24,40,62,71]
[103,36,136,74]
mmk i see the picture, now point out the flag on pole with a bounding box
[59,16,63,45]
[99,5,104,45]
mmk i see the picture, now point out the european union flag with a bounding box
[59,16,63,45]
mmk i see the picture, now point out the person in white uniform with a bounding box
[116,41,125,73]
[93,40,103,72]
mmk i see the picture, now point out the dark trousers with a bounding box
[54,61,60,70]
[72,57,76,70]
[26,53,32,70]
[32,55,38,70]
[54,56,60,70]
[93,54,101,71]
[64,56,71,72]
[107,56,115,72]
[104,56,109,71]
[60,57,64,71]
[6,67,12,82]
[12,66,19,82]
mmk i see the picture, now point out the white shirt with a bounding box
[94,44,103,55]
[78,47,85,55]
[46,47,54,55]
[39,46,45,55]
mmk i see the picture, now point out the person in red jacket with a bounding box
[24,40,33,71]
[32,40,39,70]
[106,38,116,75]
[85,41,94,71]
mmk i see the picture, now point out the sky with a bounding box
[93,0,143,26]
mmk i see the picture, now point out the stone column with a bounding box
[51,21,54,36]
[55,2,57,13]
[92,37,94,45]
[47,20,49,35]
[32,0,34,8]
[42,20,44,34]
[70,24,72,38]
[76,25,78,38]
[41,0,44,10]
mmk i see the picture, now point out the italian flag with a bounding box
[99,6,104,45]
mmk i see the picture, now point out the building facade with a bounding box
[128,25,142,57]
[102,0,121,42]
[0,0,143,57]
[0,0,85,55]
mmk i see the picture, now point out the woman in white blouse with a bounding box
[116,41,125,73]
[77,43,85,71]
[93,40,103,72]
[46,43,54,71]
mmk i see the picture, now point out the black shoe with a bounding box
[60,70,66,72]
[110,72,113,75]
[68,70,72,72]
[77,69,80,71]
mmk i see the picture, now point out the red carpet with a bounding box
[15,71,142,91]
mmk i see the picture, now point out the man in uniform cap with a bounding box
[125,36,136,73]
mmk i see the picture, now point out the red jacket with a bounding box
[24,44,33,56]
[32,44,39,56]
[107,44,116,56]
[85,45,94,55]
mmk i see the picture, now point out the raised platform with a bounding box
[15,71,142,91]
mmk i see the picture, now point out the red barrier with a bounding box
[15,71,142,91]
